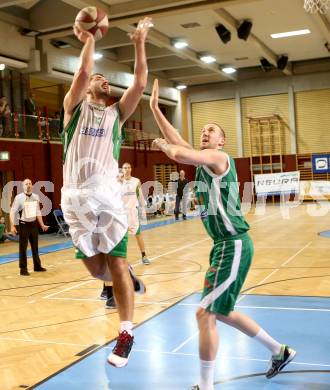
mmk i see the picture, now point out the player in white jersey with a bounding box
[121,162,150,265]
[101,163,150,308]
[59,17,152,368]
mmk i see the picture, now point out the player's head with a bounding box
[200,123,226,150]
[87,73,111,101]
[23,178,33,194]
[179,170,185,179]
[0,216,5,224]
[122,162,132,178]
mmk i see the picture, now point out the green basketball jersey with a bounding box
[195,153,250,241]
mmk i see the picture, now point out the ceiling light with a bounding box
[0,64,5,70]
[271,29,311,39]
[222,67,236,74]
[237,20,252,41]
[215,24,231,44]
[172,39,188,49]
[93,53,103,60]
[176,84,187,90]
[200,55,216,64]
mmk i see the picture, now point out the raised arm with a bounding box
[63,26,95,119]
[150,79,192,149]
[152,138,228,175]
[118,17,152,125]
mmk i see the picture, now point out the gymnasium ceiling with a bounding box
[0,0,330,87]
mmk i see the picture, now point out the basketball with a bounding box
[75,6,109,41]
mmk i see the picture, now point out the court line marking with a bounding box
[105,347,330,368]
[43,279,94,299]
[171,240,313,353]
[248,210,281,224]
[43,298,330,313]
[281,241,313,267]
[41,211,287,352]
[43,237,210,300]
[41,208,302,351]
[237,305,330,312]
[18,211,320,377]
[245,240,313,298]
[41,210,310,360]
[42,210,280,301]
[45,297,173,305]
[171,332,199,353]
[43,297,107,302]
[0,336,89,347]
[177,303,330,312]
[135,237,210,264]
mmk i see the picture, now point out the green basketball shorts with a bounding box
[200,232,254,316]
[75,232,128,259]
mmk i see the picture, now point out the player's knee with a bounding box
[216,311,234,326]
[109,258,127,278]
[196,307,210,328]
[89,263,108,280]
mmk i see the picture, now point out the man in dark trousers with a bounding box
[10,178,49,275]
[24,91,38,138]
[174,169,189,220]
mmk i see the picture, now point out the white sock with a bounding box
[254,328,282,356]
[120,321,133,336]
[199,359,215,390]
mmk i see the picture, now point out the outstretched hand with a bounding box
[73,24,94,43]
[152,138,168,151]
[129,17,152,44]
[150,79,159,111]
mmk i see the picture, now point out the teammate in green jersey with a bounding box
[150,79,296,390]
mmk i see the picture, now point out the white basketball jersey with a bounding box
[62,100,123,189]
[122,176,140,209]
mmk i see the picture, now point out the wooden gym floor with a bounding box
[0,203,329,389]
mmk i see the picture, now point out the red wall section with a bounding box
[283,154,297,171]
[0,141,197,214]
[2,140,298,214]
[0,140,63,211]
[235,157,251,198]
[119,148,196,184]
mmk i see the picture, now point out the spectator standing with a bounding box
[174,169,189,220]
[0,96,11,136]
[10,178,49,275]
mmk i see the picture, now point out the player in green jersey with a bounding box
[150,79,296,390]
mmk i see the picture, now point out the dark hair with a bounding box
[90,73,105,81]
[122,162,131,167]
